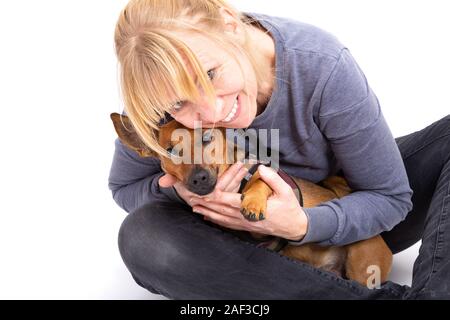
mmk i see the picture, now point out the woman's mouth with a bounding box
[221,95,241,123]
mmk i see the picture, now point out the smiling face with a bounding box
[115,3,276,157]
[167,31,259,129]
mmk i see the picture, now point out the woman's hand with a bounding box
[189,164,309,241]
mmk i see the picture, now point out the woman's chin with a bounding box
[239,111,257,128]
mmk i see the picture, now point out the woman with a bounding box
[109,0,450,299]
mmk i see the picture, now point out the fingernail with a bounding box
[192,207,201,213]
[258,165,268,174]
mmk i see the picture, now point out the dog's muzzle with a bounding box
[186,166,217,196]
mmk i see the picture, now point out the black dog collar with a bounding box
[238,162,304,207]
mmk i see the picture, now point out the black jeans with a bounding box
[118,115,450,299]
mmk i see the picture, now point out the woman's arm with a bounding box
[290,48,413,246]
[108,138,184,213]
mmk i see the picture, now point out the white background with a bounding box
[0,0,448,299]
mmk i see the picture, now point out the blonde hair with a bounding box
[114,0,267,156]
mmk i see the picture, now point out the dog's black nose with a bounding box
[191,168,208,185]
[187,166,216,195]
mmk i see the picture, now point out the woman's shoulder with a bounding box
[244,12,345,60]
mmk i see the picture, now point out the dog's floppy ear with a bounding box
[110,113,157,158]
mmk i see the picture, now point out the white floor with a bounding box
[389,243,420,286]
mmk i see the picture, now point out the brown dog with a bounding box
[111,113,392,286]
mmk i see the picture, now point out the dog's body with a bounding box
[111,113,392,286]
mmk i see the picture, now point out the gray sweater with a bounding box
[108,12,413,246]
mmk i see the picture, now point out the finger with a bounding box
[202,190,242,208]
[191,198,242,217]
[175,182,197,198]
[172,182,203,206]
[229,184,240,193]
[215,161,244,190]
[223,166,249,192]
[257,165,292,196]
[158,173,178,188]
[202,209,267,233]
[193,205,247,230]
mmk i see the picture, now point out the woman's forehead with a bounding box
[174,31,223,65]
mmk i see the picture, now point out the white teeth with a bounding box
[222,98,238,123]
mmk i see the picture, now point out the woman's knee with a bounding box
[427,114,450,147]
[118,202,201,278]
[118,205,153,270]
[118,202,235,298]
[425,116,450,168]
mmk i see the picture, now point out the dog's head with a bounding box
[111,113,240,195]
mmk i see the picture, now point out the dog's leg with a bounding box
[345,235,393,286]
[240,171,272,221]
[319,177,393,286]
[319,175,352,198]
[282,244,347,277]
[290,176,394,285]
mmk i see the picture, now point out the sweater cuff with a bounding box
[288,205,339,245]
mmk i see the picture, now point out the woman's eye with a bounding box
[172,101,184,111]
[207,69,216,81]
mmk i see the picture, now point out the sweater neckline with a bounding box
[243,12,287,128]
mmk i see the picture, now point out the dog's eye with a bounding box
[166,146,183,157]
[202,130,215,144]
[166,146,175,155]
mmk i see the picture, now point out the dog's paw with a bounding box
[240,193,267,221]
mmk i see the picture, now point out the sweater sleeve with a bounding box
[108,138,186,213]
[289,49,413,246]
